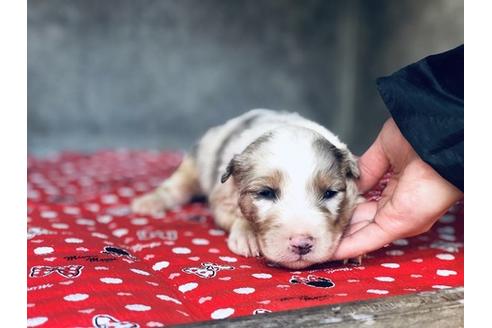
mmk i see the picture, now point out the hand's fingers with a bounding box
[350,201,378,224]
[341,201,378,240]
[332,218,396,260]
[344,220,372,236]
[357,135,390,193]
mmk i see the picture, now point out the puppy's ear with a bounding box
[314,138,359,179]
[221,155,241,183]
[341,150,360,179]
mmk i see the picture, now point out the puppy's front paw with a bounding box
[131,192,167,215]
[227,219,260,258]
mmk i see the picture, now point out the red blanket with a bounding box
[27,150,464,327]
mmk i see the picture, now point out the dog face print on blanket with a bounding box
[183,262,234,278]
[289,275,335,288]
[92,314,139,328]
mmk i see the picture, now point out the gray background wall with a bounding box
[28,0,463,156]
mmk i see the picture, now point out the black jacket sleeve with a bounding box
[376,45,464,191]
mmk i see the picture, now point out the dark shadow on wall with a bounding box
[27,0,463,156]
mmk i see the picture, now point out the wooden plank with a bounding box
[176,287,463,328]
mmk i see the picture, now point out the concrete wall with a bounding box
[28,0,463,156]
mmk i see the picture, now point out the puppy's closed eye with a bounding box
[256,187,278,201]
[322,189,338,200]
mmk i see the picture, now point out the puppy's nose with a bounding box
[289,235,314,255]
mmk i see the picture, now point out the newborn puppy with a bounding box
[132,109,360,269]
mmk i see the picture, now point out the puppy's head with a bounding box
[221,127,359,269]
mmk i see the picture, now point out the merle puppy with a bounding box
[132,109,360,269]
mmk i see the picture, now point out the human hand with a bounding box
[332,118,463,260]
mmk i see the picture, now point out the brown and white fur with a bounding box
[132,109,360,269]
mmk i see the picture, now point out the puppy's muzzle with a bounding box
[289,234,314,255]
